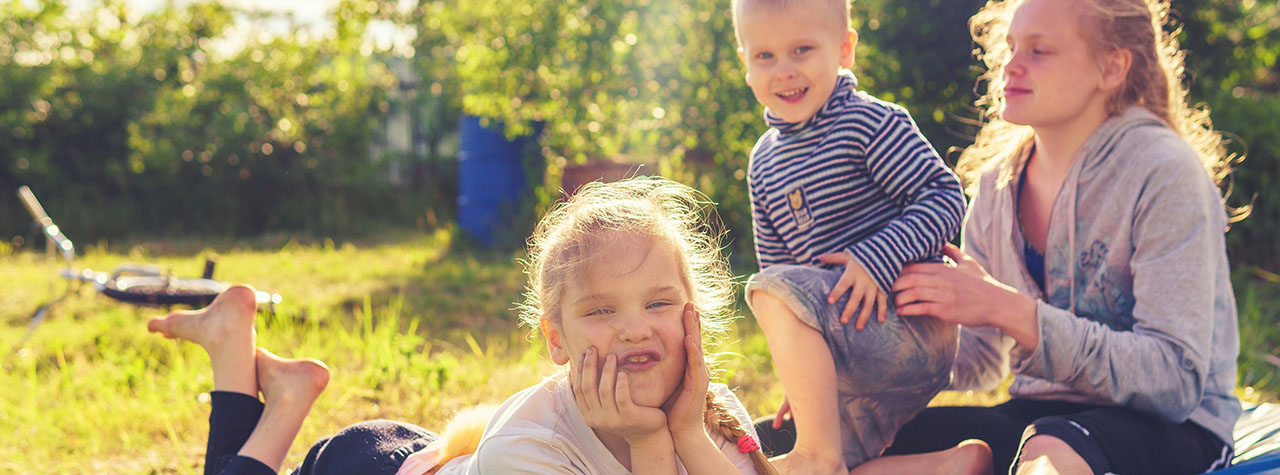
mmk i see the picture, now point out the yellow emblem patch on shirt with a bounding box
[787,186,814,230]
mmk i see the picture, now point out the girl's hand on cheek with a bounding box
[662,304,710,443]
[569,346,668,443]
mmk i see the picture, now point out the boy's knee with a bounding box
[748,290,800,326]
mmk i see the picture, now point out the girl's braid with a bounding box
[703,391,780,475]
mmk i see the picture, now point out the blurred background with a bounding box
[1,0,1278,470]
[1,0,1276,266]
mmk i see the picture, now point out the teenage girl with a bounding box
[868,0,1242,473]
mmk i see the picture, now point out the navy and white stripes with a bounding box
[748,71,966,293]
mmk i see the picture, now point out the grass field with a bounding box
[2,229,1275,473]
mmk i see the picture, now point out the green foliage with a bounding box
[1178,0,1280,270]
[0,0,425,241]
[3,0,1277,271]
[1235,268,1280,397]
[437,0,763,256]
[126,7,399,235]
[848,0,987,160]
[441,0,1280,274]
[1,0,229,235]
[419,0,974,259]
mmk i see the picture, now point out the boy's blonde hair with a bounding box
[517,176,778,475]
[731,0,852,46]
[959,0,1240,200]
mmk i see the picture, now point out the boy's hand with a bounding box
[818,251,887,330]
[570,345,669,444]
[662,304,710,444]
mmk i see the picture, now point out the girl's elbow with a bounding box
[1141,371,1204,423]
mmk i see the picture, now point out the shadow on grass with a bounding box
[315,233,532,341]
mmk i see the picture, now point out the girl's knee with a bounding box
[947,439,994,475]
[1014,435,1089,474]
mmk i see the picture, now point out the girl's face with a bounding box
[1001,0,1111,132]
[546,233,691,408]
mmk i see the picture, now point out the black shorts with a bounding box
[755,398,1232,474]
[885,399,1232,474]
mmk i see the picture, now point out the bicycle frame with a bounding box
[16,186,279,312]
[18,185,74,269]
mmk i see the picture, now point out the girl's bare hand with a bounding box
[893,244,1036,332]
[570,345,668,443]
[662,303,710,443]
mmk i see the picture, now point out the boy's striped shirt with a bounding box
[747,71,966,293]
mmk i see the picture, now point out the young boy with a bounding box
[734,0,967,473]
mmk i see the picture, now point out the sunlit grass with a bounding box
[1,230,1274,473]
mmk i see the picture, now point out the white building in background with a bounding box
[373,57,418,187]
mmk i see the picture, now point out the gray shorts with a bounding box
[746,264,959,468]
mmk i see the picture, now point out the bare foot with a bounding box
[256,347,329,407]
[850,439,993,475]
[147,285,259,352]
[235,348,330,471]
[769,448,846,475]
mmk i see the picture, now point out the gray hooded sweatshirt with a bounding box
[951,106,1241,448]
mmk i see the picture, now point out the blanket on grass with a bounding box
[1211,403,1280,474]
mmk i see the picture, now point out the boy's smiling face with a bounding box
[738,1,856,124]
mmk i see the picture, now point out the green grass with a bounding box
[1,230,1275,473]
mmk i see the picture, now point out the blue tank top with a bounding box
[1017,165,1046,291]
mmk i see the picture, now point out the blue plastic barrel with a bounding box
[457,115,535,247]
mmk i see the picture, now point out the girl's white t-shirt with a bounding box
[431,374,761,474]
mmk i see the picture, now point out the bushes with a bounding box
[2,0,1276,274]
[1,0,417,241]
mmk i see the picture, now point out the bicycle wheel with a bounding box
[103,276,230,307]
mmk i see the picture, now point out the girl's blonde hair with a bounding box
[518,176,777,475]
[519,175,735,346]
[959,0,1238,197]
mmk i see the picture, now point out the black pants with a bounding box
[755,399,1232,474]
[206,391,439,475]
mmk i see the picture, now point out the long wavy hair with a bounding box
[959,0,1241,212]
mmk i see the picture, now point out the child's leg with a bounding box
[748,265,959,471]
[148,285,260,396]
[148,286,263,473]
[237,347,329,472]
[751,289,846,475]
[148,286,328,473]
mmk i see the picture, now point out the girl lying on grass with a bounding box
[147,176,777,475]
